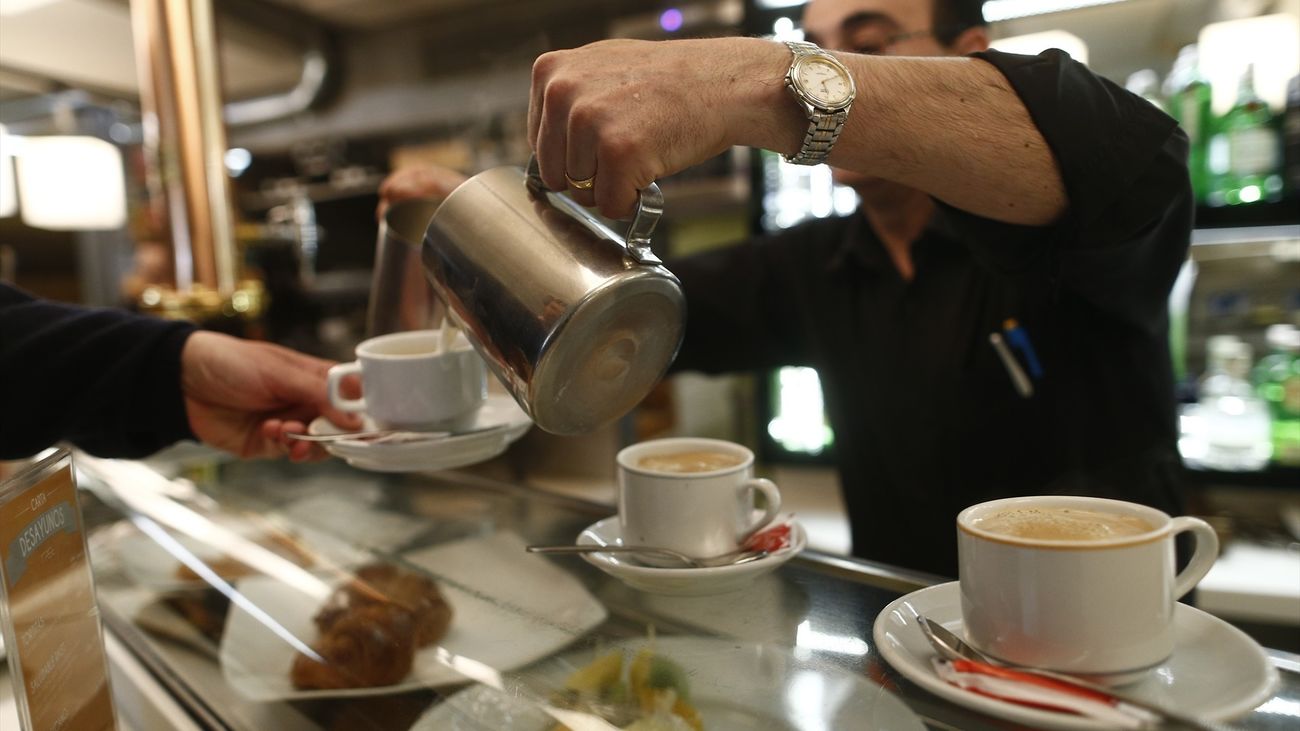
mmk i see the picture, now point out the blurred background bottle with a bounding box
[1127,68,1164,109]
[1284,74,1300,199]
[1253,324,1300,467]
[1198,336,1272,471]
[1211,63,1284,206]
[1165,45,1213,203]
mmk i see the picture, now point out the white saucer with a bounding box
[309,394,531,473]
[873,582,1280,731]
[574,516,806,596]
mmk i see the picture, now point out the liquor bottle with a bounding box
[1199,337,1271,471]
[1284,74,1300,198]
[1164,46,1212,203]
[1214,64,1284,206]
[1254,324,1300,466]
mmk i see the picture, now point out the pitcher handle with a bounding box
[525,154,664,265]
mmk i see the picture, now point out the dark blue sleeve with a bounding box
[934,49,1193,336]
[0,283,198,459]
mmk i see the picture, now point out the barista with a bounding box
[384,0,1191,577]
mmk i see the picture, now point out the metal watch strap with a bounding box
[787,108,848,166]
[783,41,849,166]
[786,40,820,56]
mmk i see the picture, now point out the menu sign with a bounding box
[0,449,116,731]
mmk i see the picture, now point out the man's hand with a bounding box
[180,332,362,461]
[528,37,793,218]
[377,165,469,220]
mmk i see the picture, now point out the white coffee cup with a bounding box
[326,329,487,429]
[957,495,1219,681]
[616,438,781,561]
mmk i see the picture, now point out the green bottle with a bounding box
[1254,325,1300,466]
[1214,64,1284,206]
[1164,46,1212,203]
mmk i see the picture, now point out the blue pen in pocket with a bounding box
[1002,318,1043,380]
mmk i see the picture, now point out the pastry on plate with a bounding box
[291,563,453,690]
[313,563,452,647]
[291,603,419,690]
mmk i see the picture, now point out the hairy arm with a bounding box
[530,38,1066,225]
[733,43,1066,226]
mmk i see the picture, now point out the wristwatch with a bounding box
[782,40,856,166]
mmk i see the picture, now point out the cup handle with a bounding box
[739,478,782,538]
[326,362,366,413]
[1170,515,1220,600]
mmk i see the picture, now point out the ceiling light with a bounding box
[660,8,683,33]
[0,0,60,17]
[15,136,126,230]
[983,0,1127,23]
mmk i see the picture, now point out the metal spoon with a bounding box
[915,613,1232,731]
[526,544,768,569]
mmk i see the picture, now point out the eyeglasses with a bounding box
[841,21,973,56]
[850,28,935,56]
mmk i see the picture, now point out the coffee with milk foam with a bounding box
[637,451,745,474]
[976,507,1155,541]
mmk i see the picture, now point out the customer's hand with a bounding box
[180,332,363,461]
[376,165,469,220]
[528,37,795,217]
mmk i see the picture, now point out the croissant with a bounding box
[291,603,418,690]
[314,564,452,648]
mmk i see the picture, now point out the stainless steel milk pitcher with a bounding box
[421,156,686,435]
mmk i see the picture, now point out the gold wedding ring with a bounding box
[565,173,595,190]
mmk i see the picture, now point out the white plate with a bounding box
[576,516,806,596]
[116,522,366,593]
[219,531,607,701]
[309,394,532,473]
[873,582,1280,730]
[414,636,927,731]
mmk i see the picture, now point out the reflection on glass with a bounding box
[795,619,870,656]
[1255,696,1300,718]
[785,670,833,731]
[130,514,323,661]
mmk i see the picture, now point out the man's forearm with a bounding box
[528,37,1069,223]
[734,41,1067,226]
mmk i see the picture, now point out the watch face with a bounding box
[795,56,853,108]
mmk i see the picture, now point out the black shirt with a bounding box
[668,50,1192,578]
[0,283,197,459]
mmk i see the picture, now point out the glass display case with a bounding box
[30,449,1297,730]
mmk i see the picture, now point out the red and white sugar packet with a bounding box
[743,514,797,553]
[932,658,1159,729]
